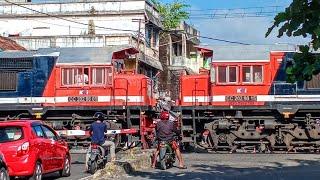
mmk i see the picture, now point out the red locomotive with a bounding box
[0,47,157,149]
[177,48,320,152]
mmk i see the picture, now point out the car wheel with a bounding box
[29,162,42,180]
[59,156,71,177]
[0,167,9,180]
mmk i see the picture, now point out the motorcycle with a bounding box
[158,141,176,170]
[86,143,109,174]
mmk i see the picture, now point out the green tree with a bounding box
[151,0,189,30]
[265,0,320,82]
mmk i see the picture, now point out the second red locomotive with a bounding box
[177,46,320,152]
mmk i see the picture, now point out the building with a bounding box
[0,0,163,78]
[158,22,213,101]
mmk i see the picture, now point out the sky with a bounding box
[161,0,309,46]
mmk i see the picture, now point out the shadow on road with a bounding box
[131,158,320,180]
[72,161,85,165]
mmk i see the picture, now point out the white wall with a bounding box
[0,1,145,15]
[0,0,162,37]
[0,0,161,60]
[0,15,145,36]
[13,35,132,50]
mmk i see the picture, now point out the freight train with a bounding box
[1,46,320,153]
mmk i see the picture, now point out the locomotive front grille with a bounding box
[0,72,17,91]
[0,58,33,69]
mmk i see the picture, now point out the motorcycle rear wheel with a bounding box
[88,161,98,175]
[159,148,167,170]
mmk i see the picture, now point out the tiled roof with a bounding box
[0,36,26,51]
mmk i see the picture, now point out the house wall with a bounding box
[0,0,161,60]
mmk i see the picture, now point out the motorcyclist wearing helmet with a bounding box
[151,111,187,169]
[86,112,116,168]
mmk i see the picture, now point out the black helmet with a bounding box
[94,112,104,121]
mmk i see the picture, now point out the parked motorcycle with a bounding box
[86,143,109,174]
[158,141,176,170]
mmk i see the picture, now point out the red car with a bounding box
[0,120,71,179]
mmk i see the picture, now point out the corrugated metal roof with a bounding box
[38,45,134,64]
[208,44,297,61]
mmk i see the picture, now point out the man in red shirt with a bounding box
[151,111,186,169]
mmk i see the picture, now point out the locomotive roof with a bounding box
[209,44,297,61]
[38,45,135,64]
[0,51,36,58]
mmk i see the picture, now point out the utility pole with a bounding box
[132,19,143,74]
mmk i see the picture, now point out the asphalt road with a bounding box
[44,152,320,180]
[43,153,90,180]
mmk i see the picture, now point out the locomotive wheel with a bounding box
[284,133,294,152]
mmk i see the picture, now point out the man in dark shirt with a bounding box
[86,113,116,170]
[156,117,180,142]
[151,111,186,169]
[90,120,107,145]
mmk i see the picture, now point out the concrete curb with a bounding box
[89,148,153,180]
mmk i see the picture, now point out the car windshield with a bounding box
[0,126,23,143]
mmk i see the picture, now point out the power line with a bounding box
[197,35,250,45]
[3,0,139,33]
[187,5,284,19]
[187,5,284,12]
[159,32,251,47]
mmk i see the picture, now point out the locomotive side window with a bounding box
[229,67,237,83]
[243,66,252,83]
[75,68,89,85]
[62,68,87,86]
[91,67,105,85]
[106,67,113,86]
[253,66,263,83]
[217,66,238,84]
[242,65,263,83]
[62,67,112,87]
[218,66,227,83]
[62,68,72,85]
[91,67,113,86]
